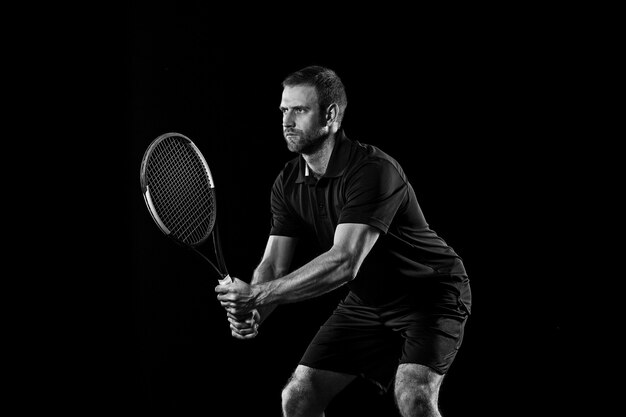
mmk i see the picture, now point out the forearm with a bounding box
[250,261,283,324]
[254,247,354,307]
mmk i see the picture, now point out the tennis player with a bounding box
[216,65,471,417]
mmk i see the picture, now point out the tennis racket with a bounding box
[140,132,232,285]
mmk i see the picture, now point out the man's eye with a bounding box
[296,108,306,114]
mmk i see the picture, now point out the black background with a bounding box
[41,4,591,416]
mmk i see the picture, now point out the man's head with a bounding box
[280,66,347,155]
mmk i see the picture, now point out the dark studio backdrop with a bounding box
[67,5,583,416]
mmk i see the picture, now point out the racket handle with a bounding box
[218,275,232,285]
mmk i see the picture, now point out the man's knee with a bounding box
[395,383,437,414]
[394,364,444,416]
[281,366,355,416]
[281,376,307,409]
[281,371,321,415]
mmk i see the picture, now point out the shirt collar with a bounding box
[295,130,351,184]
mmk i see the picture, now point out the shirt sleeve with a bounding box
[338,160,407,234]
[269,170,303,237]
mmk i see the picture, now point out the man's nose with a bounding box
[283,112,295,128]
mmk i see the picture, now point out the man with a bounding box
[215,66,471,417]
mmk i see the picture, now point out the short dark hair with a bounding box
[282,65,348,126]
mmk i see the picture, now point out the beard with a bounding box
[283,126,329,155]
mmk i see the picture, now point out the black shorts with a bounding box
[299,290,469,392]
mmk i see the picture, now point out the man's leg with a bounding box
[394,363,444,417]
[281,365,356,417]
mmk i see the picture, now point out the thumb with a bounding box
[231,277,247,285]
[246,309,261,324]
[218,276,233,285]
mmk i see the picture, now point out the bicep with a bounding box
[332,223,380,274]
[339,162,407,234]
[260,235,299,276]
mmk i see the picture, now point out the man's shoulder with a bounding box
[347,138,405,178]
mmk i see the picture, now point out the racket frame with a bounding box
[140,132,231,284]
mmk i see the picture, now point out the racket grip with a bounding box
[218,275,232,285]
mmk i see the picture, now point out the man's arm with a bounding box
[221,235,297,339]
[257,223,379,305]
[248,235,298,324]
[216,223,380,315]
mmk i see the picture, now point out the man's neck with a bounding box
[303,133,336,178]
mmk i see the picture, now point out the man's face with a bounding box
[280,85,329,155]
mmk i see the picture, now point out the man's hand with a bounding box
[227,310,260,340]
[215,277,260,316]
[216,278,262,339]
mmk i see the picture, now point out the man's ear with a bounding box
[325,103,338,126]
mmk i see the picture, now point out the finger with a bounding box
[215,277,240,293]
[214,284,229,293]
[226,306,250,316]
[228,318,252,330]
[251,309,261,321]
[227,315,251,325]
[226,307,245,316]
[216,294,234,301]
[227,311,254,321]
[231,331,253,340]
[231,321,259,333]
[227,312,257,326]
[230,326,257,339]
[231,329,258,340]
[230,323,256,335]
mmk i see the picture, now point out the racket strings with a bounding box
[153,143,212,229]
[152,140,214,235]
[146,137,216,245]
[150,142,214,244]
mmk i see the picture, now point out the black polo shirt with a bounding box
[270,130,471,310]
